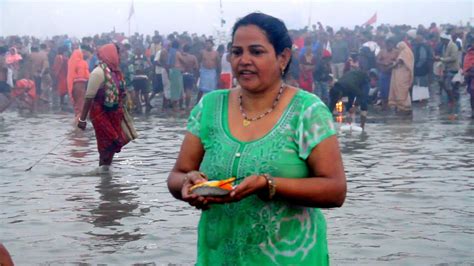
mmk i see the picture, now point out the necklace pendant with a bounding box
[243,119,251,127]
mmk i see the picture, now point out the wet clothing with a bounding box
[12,79,36,98]
[89,70,128,153]
[169,68,184,101]
[183,73,195,90]
[198,67,217,93]
[86,44,131,154]
[188,89,335,265]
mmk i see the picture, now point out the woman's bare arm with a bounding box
[167,132,205,200]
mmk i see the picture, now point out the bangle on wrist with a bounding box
[78,118,86,123]
[262,174,276,200]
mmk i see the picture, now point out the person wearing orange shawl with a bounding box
[463,39,474,119]
[77,44,133,169]
[67,48,90,118]
[52,46,69,110]
[388,41,414,114]
[6,71,37,113]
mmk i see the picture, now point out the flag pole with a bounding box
[128,0,134,37]
[308,0,312,29]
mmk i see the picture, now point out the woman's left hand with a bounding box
[204,175,267,204]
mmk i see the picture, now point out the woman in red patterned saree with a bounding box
[77,44,133,168]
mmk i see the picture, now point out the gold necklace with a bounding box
[239,83,285,127]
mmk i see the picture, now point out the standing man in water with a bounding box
[196,39,220,103]
[436,32,460,116]
[178,44,199,109]
[30,44,50,100]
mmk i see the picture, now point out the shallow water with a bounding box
[0,90,473,265]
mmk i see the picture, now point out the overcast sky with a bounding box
[1,0,473,38]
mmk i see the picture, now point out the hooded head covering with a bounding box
[67,49,90,99]
[98,44,120,72]
[97,43,124,111]
[5,47,22,64]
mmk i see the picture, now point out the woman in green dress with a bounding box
[168,12,346,265]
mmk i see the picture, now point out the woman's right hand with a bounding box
[181,171,209,210]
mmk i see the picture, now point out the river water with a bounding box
[0,90,473,265]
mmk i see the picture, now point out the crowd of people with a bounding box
[1,21,473,124]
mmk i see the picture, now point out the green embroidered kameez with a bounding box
[187,89,336,265]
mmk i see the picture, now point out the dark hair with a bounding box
[183,44,191,53]
[232,12,293,76]
[31,46,39,52]
[217,44,225,53]
[205,39,214,45]
[81,45,93,53]
[40,43,47,50]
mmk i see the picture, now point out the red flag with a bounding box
[128,1,135,21]
[362,13,377,26]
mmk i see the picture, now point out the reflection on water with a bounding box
[0,94,473,265]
